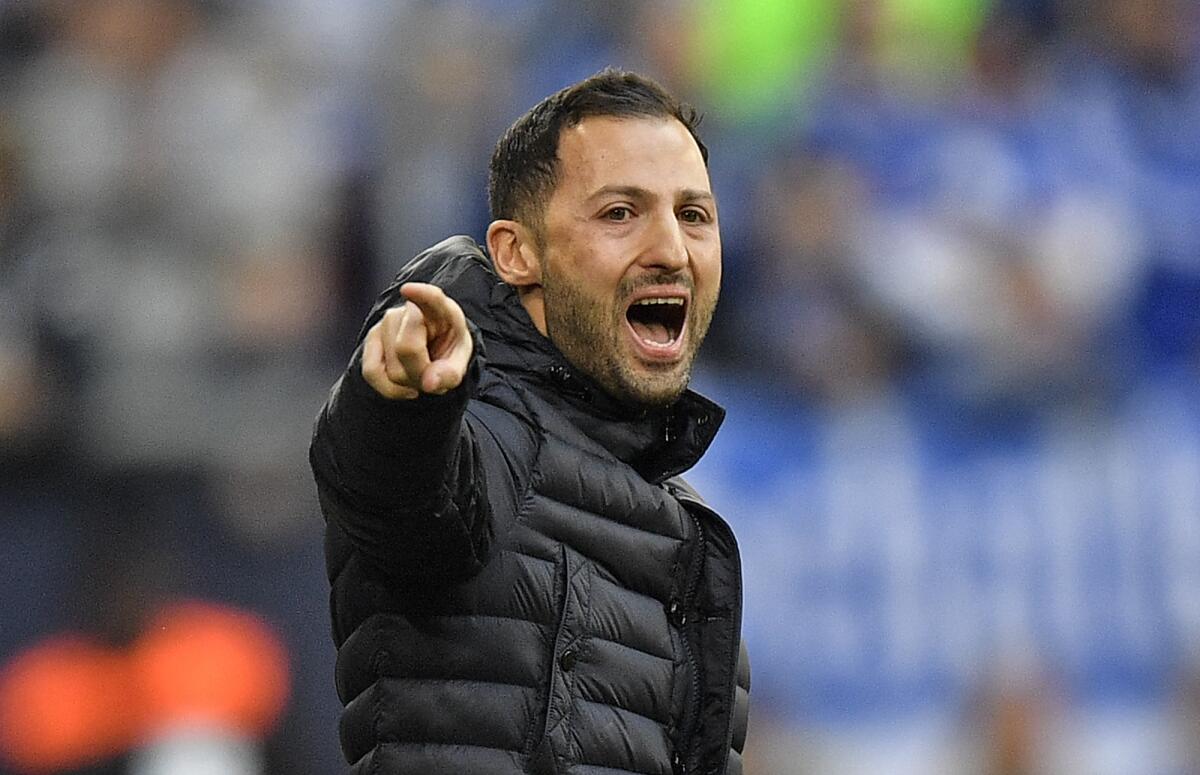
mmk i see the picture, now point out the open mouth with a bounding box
[626,296,687,350]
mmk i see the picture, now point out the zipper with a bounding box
[674,507,705,774]
[668,484,744,775]
[530,546,575,768]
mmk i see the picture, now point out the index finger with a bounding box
[399,282,465,332]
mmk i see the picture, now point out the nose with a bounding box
[637,210,689,273]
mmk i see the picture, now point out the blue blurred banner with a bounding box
[689,373,1200,725]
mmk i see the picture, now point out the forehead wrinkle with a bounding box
[584,185,715,206]
[585,184,655,204]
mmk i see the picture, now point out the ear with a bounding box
[487,219,542,288]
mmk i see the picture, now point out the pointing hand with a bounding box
[361,283,474,400]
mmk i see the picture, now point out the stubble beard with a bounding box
[541,262,717,409]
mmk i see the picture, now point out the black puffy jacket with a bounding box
[310,237,750,775]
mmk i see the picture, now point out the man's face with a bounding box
[535,116,721,407]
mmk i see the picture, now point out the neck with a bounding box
[518,285,547,336]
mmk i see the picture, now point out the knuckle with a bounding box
[392,336,421,358]
[384,361,409,381]
[402,306,425,329]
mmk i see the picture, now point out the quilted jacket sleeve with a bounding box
[308,243,535,584]
[310,338,498,581]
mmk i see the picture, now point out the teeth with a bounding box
[633,298,684,306]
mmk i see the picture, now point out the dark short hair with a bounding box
[487,69,707,234]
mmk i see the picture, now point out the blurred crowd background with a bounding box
[1,0,1199,772]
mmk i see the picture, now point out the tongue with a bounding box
[630,319,673,345]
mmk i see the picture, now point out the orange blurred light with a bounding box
[0,637,138,773]
[0,601,290,774]
[133,601,290,738]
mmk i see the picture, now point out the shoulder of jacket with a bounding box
[392,235,493,286]
[356,237,497,342]
[661,475,706,504]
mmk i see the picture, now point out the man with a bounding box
[310,69,750,775]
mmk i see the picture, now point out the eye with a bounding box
[679,207,710,224]
[603,206,632,222]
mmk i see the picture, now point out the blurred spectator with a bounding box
[366,0,520,271]
[0,113,58,466]
[954,669,1064,775]
[0,2,351,771]
[733,0,1147,410]
[715,149,913,404]
[365,0,704,272]
[1072,0,1200,371]
[1169,664,1200,774]
[5,0,352,544]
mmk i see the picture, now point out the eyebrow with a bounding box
[586,185,715,205]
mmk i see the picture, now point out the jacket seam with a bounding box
[583,632,673,666]
[371,740,527,755]
[369,649,387,775]
[505,382,547,529]
[572,695,672,729]
[371,675,543,691]
[534,493,688,543]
